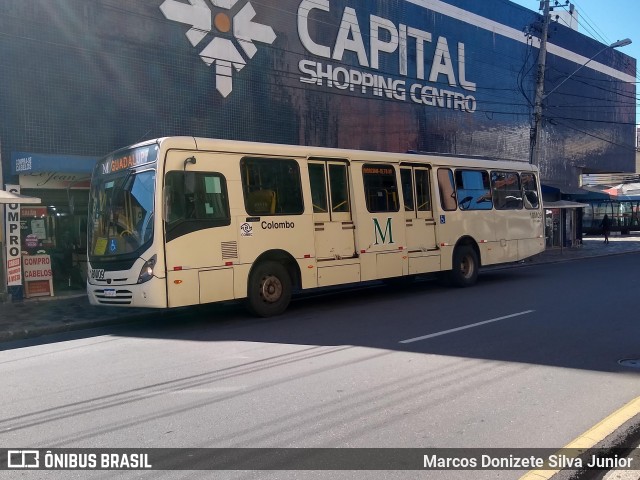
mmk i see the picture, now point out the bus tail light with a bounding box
[137,255,157,284]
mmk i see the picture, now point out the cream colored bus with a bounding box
[87,137,545,316]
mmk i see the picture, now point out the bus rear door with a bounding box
[400,165,439,274]
[308,159,359,287]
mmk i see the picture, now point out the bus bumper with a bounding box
[87,276,167,308]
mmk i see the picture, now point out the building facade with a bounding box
[0,0,636,291]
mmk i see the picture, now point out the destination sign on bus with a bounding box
[100,145,158,175]
[363,167,394,175]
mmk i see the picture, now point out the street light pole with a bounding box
[529,19,632,166]
[542,38,632,101]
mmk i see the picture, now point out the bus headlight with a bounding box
[137,255,157,284]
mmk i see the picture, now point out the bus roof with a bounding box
[138,136,538,172]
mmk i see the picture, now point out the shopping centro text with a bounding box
[297,0,477,112]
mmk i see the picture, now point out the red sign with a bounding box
[25,280,52,296]
[21,207,47,217]
[23,255,53,278]
[22,254,54,298]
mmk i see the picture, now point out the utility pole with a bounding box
[529,0,551,165]
[0,139,6,301]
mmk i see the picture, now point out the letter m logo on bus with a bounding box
[373,218,394,245]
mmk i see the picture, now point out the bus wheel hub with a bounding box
[261,276,282,302]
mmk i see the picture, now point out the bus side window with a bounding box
[415,169,432,215]
[309,163,328,213]
[491,171,523,210]
[400,168,414,211]
[164,171,229,223]
[454,169,492,210]
[521,172,539,209]
[241,157,303,216]
[437,168,457,211]
[329,164,350,214]
[164,179,185,223]
[309,161,350,218]
[362,164,399,213]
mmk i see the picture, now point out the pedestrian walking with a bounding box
[600,214,611,244]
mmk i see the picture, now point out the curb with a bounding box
[0,311,163,344]
[484,248,640,272]
[520,397,640,480]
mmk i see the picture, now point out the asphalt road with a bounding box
[1,253,640,479]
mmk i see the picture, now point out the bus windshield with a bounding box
[88,168,156,259]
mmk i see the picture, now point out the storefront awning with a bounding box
[0,190,41,204]
[603,183,640,197]
[541,183,592,195]
[11,152,98,175]
[543,200,588,209]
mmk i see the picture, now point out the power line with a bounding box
[553,119,637,151]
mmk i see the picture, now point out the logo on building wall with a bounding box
[159,0,276,98]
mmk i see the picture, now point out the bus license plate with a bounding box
[90,269,105,280]
[103,288,116,297]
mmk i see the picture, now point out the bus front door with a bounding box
[164,153,237,308]
[308,160,358,287]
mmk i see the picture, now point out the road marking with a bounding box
[520,395,640,480]
[141,387,245,396]
[167,387,245,394]
[399,310,535,344]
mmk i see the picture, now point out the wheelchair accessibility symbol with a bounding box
[109,239,117,253]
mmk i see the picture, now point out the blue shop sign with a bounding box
[11,152,97,175]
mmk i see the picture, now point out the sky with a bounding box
[509,0,639,124]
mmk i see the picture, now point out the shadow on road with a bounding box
[8,253,640,375]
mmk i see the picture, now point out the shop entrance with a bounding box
[8,151,97,297]
[544,201,586,249]
[545,208,561,248]
[20,189,89,291]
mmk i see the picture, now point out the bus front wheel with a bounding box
[450,245,479,287]
[247,261,292,317]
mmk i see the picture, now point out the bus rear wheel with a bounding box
[247,261,292,317]
[450,245,479,287]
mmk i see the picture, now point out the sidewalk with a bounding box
[0,291,157,343]
[524,232,640,264]
[1,234,640,344]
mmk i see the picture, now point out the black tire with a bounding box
[449,245,479,287]
[247,261,292,317]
